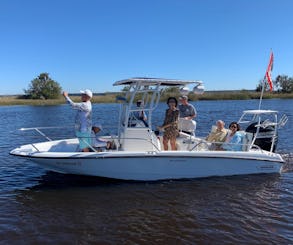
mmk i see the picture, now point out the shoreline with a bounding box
[0,91,292,106]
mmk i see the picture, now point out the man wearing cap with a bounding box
[179,95,196,120]
[178,95,197,135]
[63,89,93,152]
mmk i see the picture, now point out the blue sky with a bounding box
[0,0,293,95]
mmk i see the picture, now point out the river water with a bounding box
[0,99,292,244]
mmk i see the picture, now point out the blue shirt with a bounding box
[179,104,196,118]
[222,131,243,151]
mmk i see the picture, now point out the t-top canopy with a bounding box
[242,110,278,115]
[113,77,199,87]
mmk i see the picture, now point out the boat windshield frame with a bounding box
[238,109,279,152]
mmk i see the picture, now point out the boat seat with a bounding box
[120,128,160,152]
[178,118,196,135]
[238,131,254,151]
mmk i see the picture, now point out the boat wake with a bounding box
[280,152,293,172]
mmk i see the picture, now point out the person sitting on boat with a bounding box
[178,95,197,135]
[63,89,92,152]
[221,122,243,151]
[206,120,228,150]
[157,97,179,151]
[133,100,148,127]
[91,126,113,151]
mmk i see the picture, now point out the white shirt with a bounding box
[92,133,107,147]
[65,96,92,132]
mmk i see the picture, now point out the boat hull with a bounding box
[10,149,284,181]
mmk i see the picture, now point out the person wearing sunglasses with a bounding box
[222,122,243,151]
[157,97,179,150]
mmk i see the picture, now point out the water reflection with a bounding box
[8,173,291,244]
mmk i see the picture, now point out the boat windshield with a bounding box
[238,110,278,129]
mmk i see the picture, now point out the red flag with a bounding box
[265,52,274,91]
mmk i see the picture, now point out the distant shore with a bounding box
[0,91,292,106]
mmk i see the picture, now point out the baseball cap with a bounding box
[180,95,188,100]
[80,89,93,98]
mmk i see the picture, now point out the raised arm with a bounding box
[63,91,90,111]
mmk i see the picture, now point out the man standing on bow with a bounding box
[63,89,93,152]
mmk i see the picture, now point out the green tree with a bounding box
[121,85,131,92]
[275,75,293,93]
[256,79,269,92]
[161,86,180,101]
[256,75,293,93]
[24,73,62,99]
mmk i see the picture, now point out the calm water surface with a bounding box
[0,99,292,244]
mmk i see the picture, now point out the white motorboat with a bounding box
[10,78,288,181]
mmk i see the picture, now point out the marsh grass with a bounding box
[204,91,293,100]
[162,91,293,101]
[0,91,292,106]
[0,93,121,106]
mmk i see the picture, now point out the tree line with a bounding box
[256,75,293,93]
[23,73,293,100]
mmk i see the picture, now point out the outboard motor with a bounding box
[245,122,278,152]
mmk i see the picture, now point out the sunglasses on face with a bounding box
[230,125,237,129]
